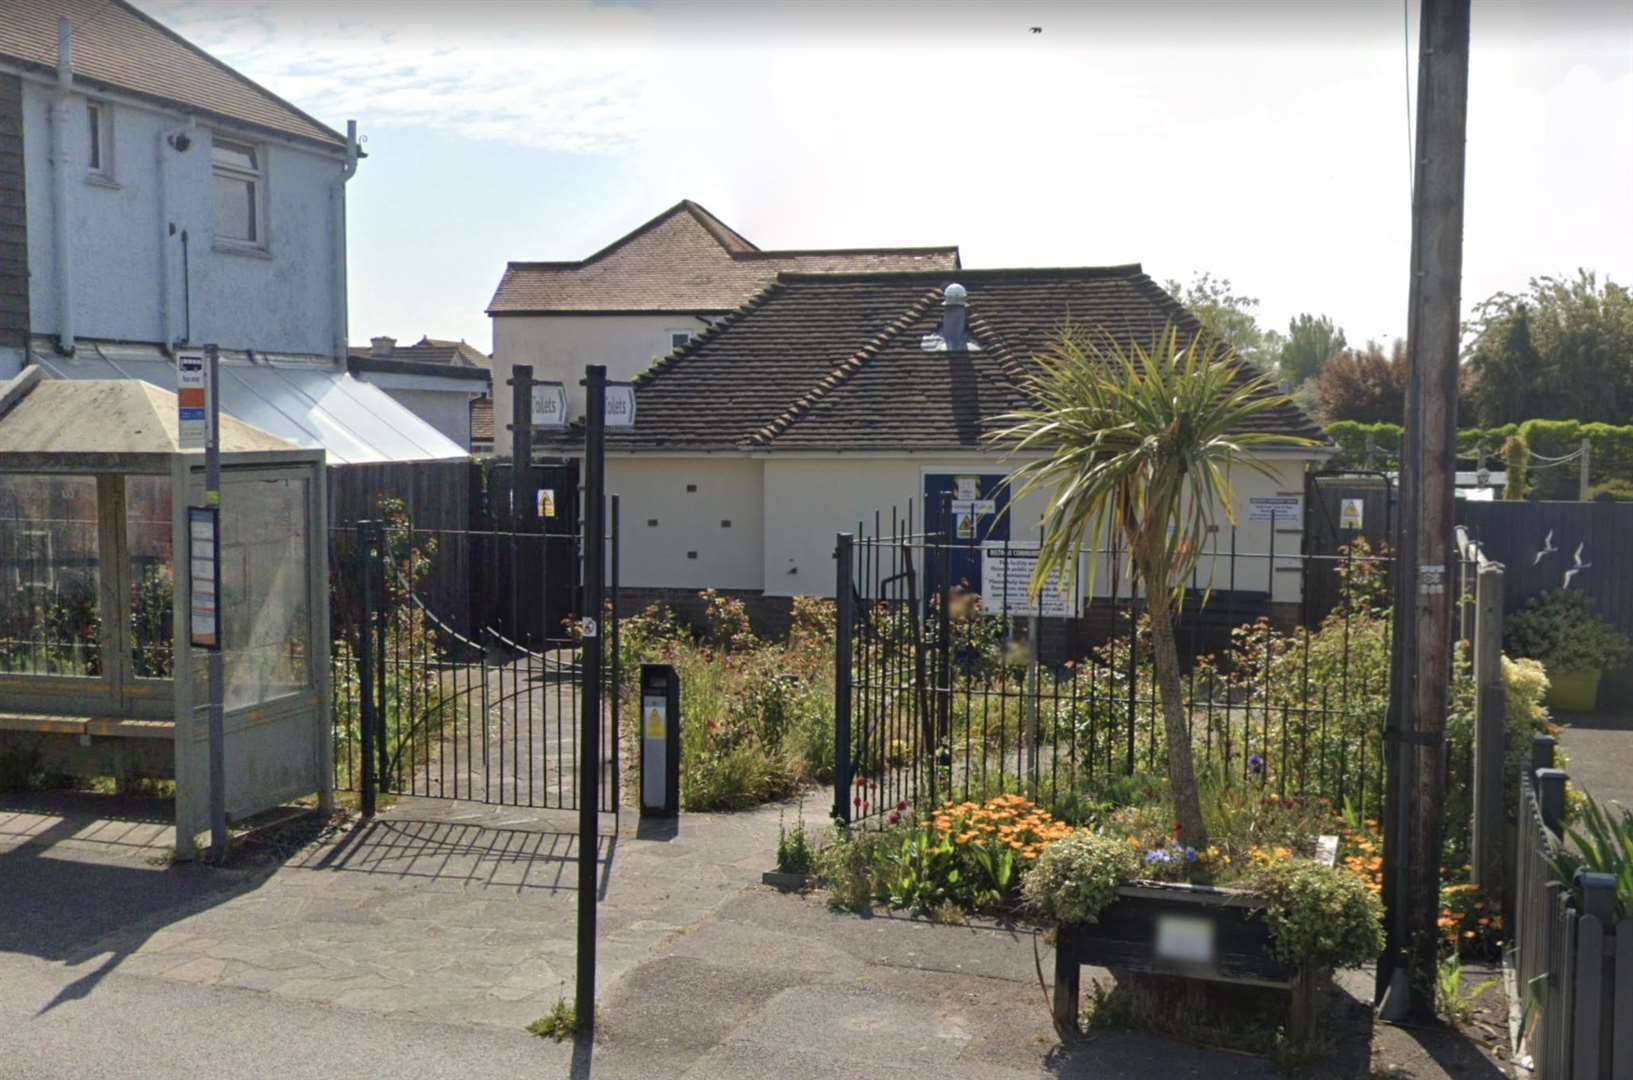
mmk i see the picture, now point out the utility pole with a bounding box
[577,364,607,1033]
[1378,0,1471,1021]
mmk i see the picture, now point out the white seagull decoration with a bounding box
[1563,542,1590,589]
[1533,529,1557,565]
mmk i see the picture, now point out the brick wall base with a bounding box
[616,587,795,642]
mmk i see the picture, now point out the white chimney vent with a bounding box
[370,336,396,358]
[921,283,979,352]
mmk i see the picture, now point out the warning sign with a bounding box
[643,696,666,740]
[1340,498,1364,531]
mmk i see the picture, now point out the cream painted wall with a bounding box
[605,451,1316,605]
[608,455,764,591]
[760,456,1052,599]
[491,313,710,440]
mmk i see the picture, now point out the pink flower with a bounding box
[888,812,900,825]
[862,802,871,814]
[896,800,907,812]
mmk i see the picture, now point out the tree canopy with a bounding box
[1163,272,1284,373]
[1277,313,1347,386]
[1465,271,1633,426]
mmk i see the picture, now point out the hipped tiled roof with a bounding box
[0,0,345,148]
[487,200,959,315]
[557,265,1324,453]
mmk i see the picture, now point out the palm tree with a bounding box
[991,324,1314,850]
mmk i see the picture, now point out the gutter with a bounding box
[331,120,359,365]
[50,17,74,354]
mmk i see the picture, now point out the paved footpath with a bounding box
[1556,709,1633,808]
[1,789,1506,1079]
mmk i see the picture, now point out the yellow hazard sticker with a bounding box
[645,707,665,740]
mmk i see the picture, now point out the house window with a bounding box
[212,137,263,245]
[668,330,692,351]
[87,101,112,179]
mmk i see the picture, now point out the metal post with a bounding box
[1026,614,1040,798]
[834,533,855,824]
[1378,0,1471,1020]
[357,521,377,818]
[1531,734,1556,776]
[1472,561,1505,900]
[509,363,534,527]
[577,364,606,1033]
[204,343,227,861]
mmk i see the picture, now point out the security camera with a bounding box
[168,132,192,152]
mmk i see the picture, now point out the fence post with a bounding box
[1579,437,1592,501]
[1472,560,1506,901]
[1532,734,1556,776]
[357,520,377,818]
[1536,768,1568,836]
[834,533,854,825]
[1576,870,1616,1079]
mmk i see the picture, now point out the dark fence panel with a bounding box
[1457,500,1633,635]
[1512,739,1631,1079]
[329,460,476,636]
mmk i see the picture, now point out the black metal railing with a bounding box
[329,501,621,816]
[834,503,1397,826]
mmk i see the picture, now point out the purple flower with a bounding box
[1248,753,1265,775]
[1185,847,1198,863]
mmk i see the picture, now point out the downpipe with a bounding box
[50,16,74,354]
[331,120,360,364]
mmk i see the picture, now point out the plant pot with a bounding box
[1052,881,1324,1043]
[1544,669,1601,712]
[761,870,814,891]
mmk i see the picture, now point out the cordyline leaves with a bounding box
[987,324,1315,603]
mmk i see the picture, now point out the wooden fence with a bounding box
[1511,736,1632,1079]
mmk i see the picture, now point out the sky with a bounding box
[141,0,1633,356]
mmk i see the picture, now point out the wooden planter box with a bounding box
[1053,881,1327,1040]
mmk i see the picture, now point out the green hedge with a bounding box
[1325,419,1633,500]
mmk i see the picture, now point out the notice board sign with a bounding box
[177,352,209,450]
[1247,496,1301,524]
[188,507,221,650]
[979,542,1072,618]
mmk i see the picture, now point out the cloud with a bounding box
[142,1,658,153]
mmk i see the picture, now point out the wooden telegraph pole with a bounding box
[1377,0,1471,1020]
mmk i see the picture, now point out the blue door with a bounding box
[923,473,1010,601]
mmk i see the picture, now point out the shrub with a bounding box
[700,589,756,653]
[776,809,815,875]
[1021,831,1141,924]
[1588,478,1633,502]
[1248,857,1385,970]
[1505,589,1633,674]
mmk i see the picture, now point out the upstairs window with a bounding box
[212,137,263,246]
[668,330,692,351]
[87,101,112,180]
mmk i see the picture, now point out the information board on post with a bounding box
[176,352,209,450]
[188,506,221,650]
[604,382,637,429]
[979,541,1073,618]
[530,382,568,429]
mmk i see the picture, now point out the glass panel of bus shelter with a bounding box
[126,476,175,679]
[189,473,311,711]
[0,475,101,677]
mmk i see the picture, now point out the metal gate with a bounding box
[330,499,621,817]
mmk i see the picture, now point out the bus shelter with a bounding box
[0,371,331,858]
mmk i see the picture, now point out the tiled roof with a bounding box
[562,266,1325,453]
[0,0,345,148]
[470,396,493,444]
[349,336,489,368]
[487,200,960,315]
